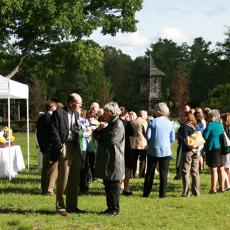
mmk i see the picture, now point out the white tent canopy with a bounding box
[0,75,30,180]
[0,75,29,99]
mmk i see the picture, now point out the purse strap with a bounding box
[185,123,196,131]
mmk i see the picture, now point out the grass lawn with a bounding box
[0,133,230,230]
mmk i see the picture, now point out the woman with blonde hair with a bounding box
[129,111,137,121]
[194,108,206,172]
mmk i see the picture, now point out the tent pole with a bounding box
[26,98,30,170]
[8,82,11,181]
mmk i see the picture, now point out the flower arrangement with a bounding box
[0,126,15,145]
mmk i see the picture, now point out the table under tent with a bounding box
[0,75,30,180]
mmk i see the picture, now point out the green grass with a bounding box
[0,133,230,230]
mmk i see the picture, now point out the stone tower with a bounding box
[149,56,165,111]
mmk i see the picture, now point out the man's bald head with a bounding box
[67,93,82,112]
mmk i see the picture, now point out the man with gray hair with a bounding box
[51,93,84,216]
[90,102,100,115]
[94,101,125,216]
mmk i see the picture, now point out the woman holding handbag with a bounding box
[181,111,200,197]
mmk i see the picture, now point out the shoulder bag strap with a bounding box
[185,123,196,130]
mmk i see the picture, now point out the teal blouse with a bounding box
[203,121,224,152]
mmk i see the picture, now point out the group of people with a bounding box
[36,93,230,217]
[175,105,230,196]
[36,94,126,216]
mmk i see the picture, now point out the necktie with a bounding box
[71,112,74,131]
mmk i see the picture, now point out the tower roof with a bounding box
[150,57,165,76]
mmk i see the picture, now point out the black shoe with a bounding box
[106,210,119,216]
[174,175,181,180]
[67,208,86,213]
[181,194,190,197]
[92,177,98,182]
[208,190,217,194]
[143,194,149,197]
[122,190,133,196]
[80,187,89,193]
[100,208,111,214]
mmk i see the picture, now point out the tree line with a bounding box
[0,1,229,119]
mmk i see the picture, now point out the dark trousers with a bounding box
[88,151,96,180]
[132,149,147,177]
[143,155,170,198]
[80,151,90,192]
[103,180,120,211]
[41,153,50,194]
[175,144,182,179]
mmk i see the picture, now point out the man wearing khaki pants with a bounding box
[51,93,84,216]
[36,99,58,196]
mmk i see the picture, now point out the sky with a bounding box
[90,0,230,59]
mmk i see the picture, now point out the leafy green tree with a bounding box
[188,37,220,106]
[215,28,230,86]
[147,39,189,100]
[170,65,189,116]
[0,0,143,78]
[29,76,47,119]
[204,83,230,112]
[217,27,230,59]
[10,39,112,112]
[103,46,137,109]
[132,56,149,110]
[45,40,106,106]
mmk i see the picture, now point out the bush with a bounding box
[0,120,37,133]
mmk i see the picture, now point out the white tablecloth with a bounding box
[0,145,25,178]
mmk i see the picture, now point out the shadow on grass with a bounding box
[79,190,104,196]
[0,181,104,196]
[0,207,102,216]
[128,178,183,192]
[0,166,41,194]
[10,177,40,184]
[20,166,41,175]
[0,186,40,195]
[0,208,57,215]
